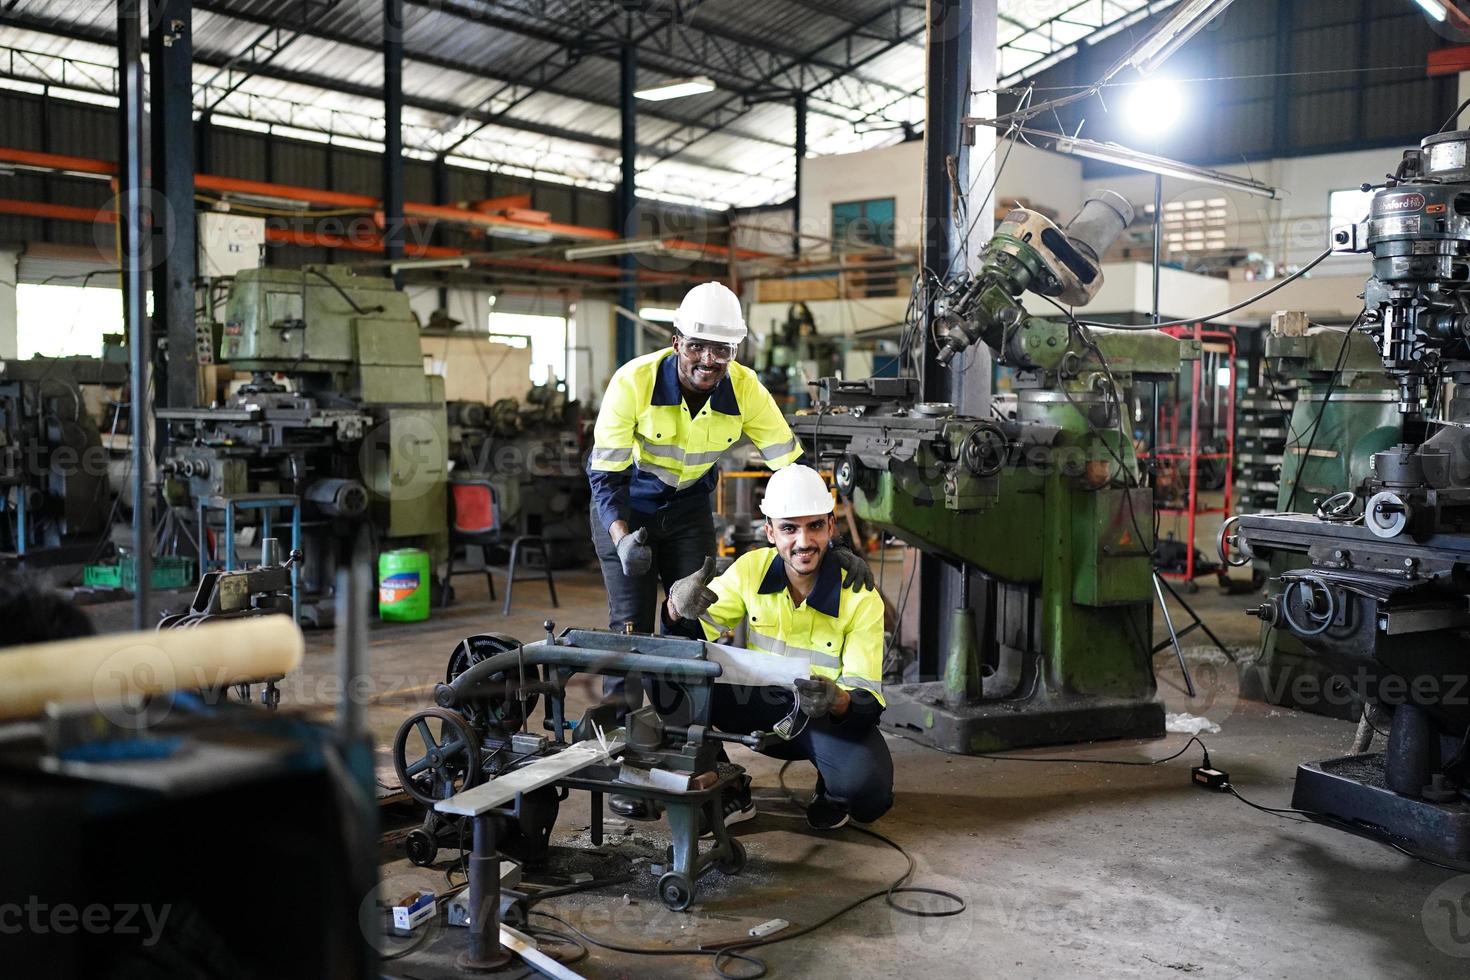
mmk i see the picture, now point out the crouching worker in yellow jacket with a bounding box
[663,465,894,830]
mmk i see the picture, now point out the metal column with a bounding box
[616,43,638,366]
[119,0,152,630]
[149,0,198,410]
[433,156,450,310]
[793,92,807,257]
[917,0,996,680]
[382,0,405,263]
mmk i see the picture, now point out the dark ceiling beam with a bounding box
[0,11,766,175]
[413,0,909,122]
[646,3,927,168]
[182,2,791,151]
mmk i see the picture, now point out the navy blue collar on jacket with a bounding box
[757,548,841,618]
[650,351,740,415]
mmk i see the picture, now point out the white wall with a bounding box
[798,140,1086,254]
[0,251,16,359]
[569,297,614,407]
[1080,145,1414,277]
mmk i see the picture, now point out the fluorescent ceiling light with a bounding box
[1126,0,1236,75]
[564,239,668,261]
[1416,0,1449,22]
[635,76,716,102]
[639,307,677,323]
[1051,134,1279,198]
[389,257,470,274]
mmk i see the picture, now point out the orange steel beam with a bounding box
[0,145,772,261]
[0,198,114,222]
[1429,45,1470,77]
[468,193,533,211]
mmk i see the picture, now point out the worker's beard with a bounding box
[785,543,824,575]
[678,358,727,392]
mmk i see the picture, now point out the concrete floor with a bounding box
[85,557,1470,979]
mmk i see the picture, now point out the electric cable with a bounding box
[1282,312,1364,513]
[526,762,964,980]
[970,734,1210,768]
[307,266,386,315]
[1074,248,1335,330]
[1441,95,1470,133]
[1224,783,1470,874]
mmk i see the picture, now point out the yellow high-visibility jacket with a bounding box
[697,547,885,706]
[587,348,803,527]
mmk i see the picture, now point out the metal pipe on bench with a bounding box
[436,643,722,710]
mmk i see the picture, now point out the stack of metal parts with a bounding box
[1234,387,1293,515]
[0,357,126,566]
[158,266,448,623]
[446,383,592,568]
[1225,129,1470,859]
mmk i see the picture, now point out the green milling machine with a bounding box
[159,266,448,623]
[1230,312,1400,719]
[790,193,1200,754]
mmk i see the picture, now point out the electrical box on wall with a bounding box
[198,212,265,278]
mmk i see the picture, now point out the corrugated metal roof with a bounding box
[0,0,1170,209]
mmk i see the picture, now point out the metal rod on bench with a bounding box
[460,811,513,972]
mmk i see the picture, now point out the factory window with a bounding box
[1329,188,1374,229]
[832,197,896,251]
[15,284,125,358]
[488,312,566,385]
[1147,196,1229,256]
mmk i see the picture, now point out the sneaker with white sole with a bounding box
[702,774,756,837]
[805,794,850,831]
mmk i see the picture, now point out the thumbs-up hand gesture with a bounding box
[667,556,719,621]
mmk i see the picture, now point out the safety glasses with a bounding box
[678,337,737,363]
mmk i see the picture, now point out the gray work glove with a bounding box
[616,527,652,577]
[829,542,875,593]
[794,676,840,718]
[667,557,718,621]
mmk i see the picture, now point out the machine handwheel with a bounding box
[1316,491,1359,522]
[1215,514,1253,568]
[1280,576,1338,638]
[658,872,696,911]
[392,707,484,807]
[405,828,439,867]
[715,839,747,875]
[447,633,538,729]
[960,424,1009,478]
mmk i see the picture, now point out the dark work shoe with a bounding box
[806,794,850,831]
[609,794,658,821]
[702,774,756,838]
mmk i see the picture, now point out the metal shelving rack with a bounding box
[1155,324,1236,585]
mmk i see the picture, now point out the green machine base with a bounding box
[881,683,1164,754]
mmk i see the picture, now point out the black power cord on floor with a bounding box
[967,736,1470,875]
[528,762,966,980]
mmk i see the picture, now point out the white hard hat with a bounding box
[760,465,833,519]
[673,281,747,345]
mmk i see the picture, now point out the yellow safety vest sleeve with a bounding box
[740,380,804,469]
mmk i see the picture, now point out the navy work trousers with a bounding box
[711,684,894,824]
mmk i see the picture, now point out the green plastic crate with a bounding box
[82,555,195,593]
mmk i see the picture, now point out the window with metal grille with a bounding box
[1145,196,1231,257]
